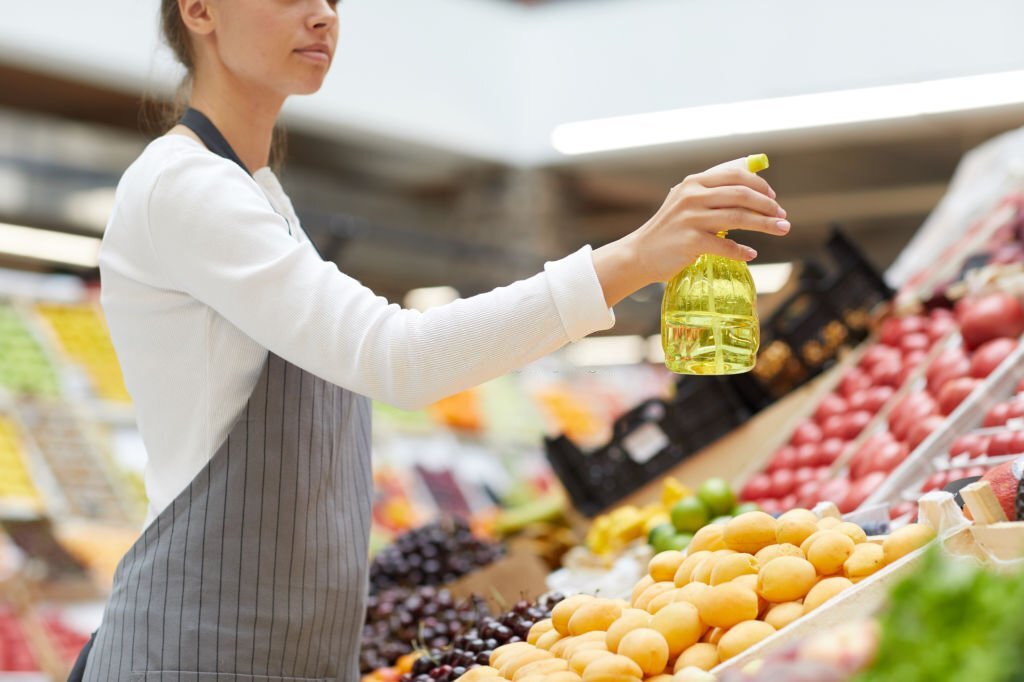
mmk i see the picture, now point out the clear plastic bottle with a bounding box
[661,154,770,375]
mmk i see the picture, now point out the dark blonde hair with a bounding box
[154,0,287,167]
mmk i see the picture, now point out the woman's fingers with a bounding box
[685,208,791,236]
[699,185,785,218]
[697,165,776,198]
[696,232,758,262]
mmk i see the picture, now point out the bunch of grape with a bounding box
[359,586,492,674]
[400,593,565,682]
[370,517,504,593]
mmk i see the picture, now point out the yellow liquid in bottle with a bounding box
[662,253,760,375]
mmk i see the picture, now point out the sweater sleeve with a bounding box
[146,150,615,409]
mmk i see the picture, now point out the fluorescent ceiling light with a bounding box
[564,335,647,367]
[552,70,1024,155]
[750,262,793,295]
[0,222,100,268]
[404,285,460,311]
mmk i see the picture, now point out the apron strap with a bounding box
[179,108,249,175]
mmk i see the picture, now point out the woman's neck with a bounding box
[187,71,285,173]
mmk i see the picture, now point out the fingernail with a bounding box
[776,220,791,233]
[777,207,787,219]
[768,188,777,199]
[744,247,758,260]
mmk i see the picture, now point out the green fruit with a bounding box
[648,523,676,548]
[698,478,737,517]
[671,496,710,534]
[711,515,733,525]
[733,502,762,516]
[660,533,694,552]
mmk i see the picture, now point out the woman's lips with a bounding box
[295,49,330,64]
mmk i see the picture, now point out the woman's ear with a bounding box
[179,0,216,37]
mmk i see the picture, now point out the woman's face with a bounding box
[194,0,339,97]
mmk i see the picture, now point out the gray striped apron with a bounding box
[82,352,372,681]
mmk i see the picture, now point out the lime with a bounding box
[671,496,710,534]
[698,478,737,517]
[660,533,694,552]
[733,502,762,516]
[648,523,676,548]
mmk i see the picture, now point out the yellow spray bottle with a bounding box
[661,154,769,375]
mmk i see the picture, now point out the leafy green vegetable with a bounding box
[856,548,1024,682]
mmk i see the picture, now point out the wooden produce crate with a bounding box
[447,538,551,613]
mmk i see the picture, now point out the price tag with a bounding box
[623,423,669,465]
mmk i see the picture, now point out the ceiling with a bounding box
[3,61,1024,336]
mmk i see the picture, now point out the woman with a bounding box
[75,0,790,679]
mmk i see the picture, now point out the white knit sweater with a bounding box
[99,135,616,525]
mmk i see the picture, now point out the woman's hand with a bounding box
[593,157,790,307]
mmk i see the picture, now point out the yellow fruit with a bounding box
[757,556,817,602]
[844,543,886,579]
[799,530,827,555]
[646,675,674,682]
[806,531,856,575]
[755,543,804,566]
[499,648,553,679]
[883,524,936,565]
[777,509,817,525]
[803,577,853,614]
[776,517,819,547]
[581,653,644,681]
[717,620,776,661]
[817,517,841,530]
[635,582,676,611]
[569,648,613,675]
[675,643,720,672]
[676,582,711,608]
[569,600,624,636]
[563,631,610,659]
[518,674,581,682]
[674,551,712,587]
[649,550,688,582]
[689,525,728,553]
[762,601,805,630]
[724,512,778,554]
[456,666,501,681]
[697,583,759,629]
[490,642,532,667]
[536,628,563,651]
[648,588,688,614]
[730,574,767,613]
[710,553,758,585]
[553,595,596,635]
[632,575,657,604]
[662,476,691,509]
[834,522,868,544]
[528,619,554,645]
[550,635,576,658]
[605,608,651,652]
[649,602,704,658]
[618,628,670,676]
[513,658,569,680]
[692,550,736,585]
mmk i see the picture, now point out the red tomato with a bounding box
[849,433,891,480]
[889,501,918,520]
[937,377,981,415]
[989,431,1017,456]
[926,347,970,393]
[900,332,931,354]
[879,317,905,347]
[842,411,874,440]
[907,414,946,450]
[891,392,938,441]
[791,420,824,446]
[815,466,833,481]
[741,473,773,501]
[984,402,1012,428]
[850,385,895,414]
[958,292,1024,350]
[817,476,851,509]
[860,345,902,371]
[1012,430,1024,455]
[949,434,990,460]
[965,466,988,478]
[795,443,819,469]
[844,472,887,512]
[969,337,1018,378]
[821,414,847,441]
[869,358,903,388]
[766,445,798,473]
[769,469,796,497]
[839,368,873,400]
[793,466,817,485]
[757,498,782,515]
[779,494,798,511]
[866,441,910,475]
[922,471,947,492]
[899,316,929,336]
[796,480,821,507]
[1016,376,1024,396]
[1007,399,1024,422]
[817,438,846,466]
[813,393,848,425]
[926,314,958,341]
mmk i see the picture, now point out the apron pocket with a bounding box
[129,674,331,682]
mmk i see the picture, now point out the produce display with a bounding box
[370,518,504,593]
[360,586,493,674]
[584,477,691,556]
[649,478,757,553]
[39,610,91,666]
[0,606,41,672]
[0,415,41,507]
[35,302,131,403]
[0,302,60,397]
[452,510,935,682]
[398,593,565,682]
